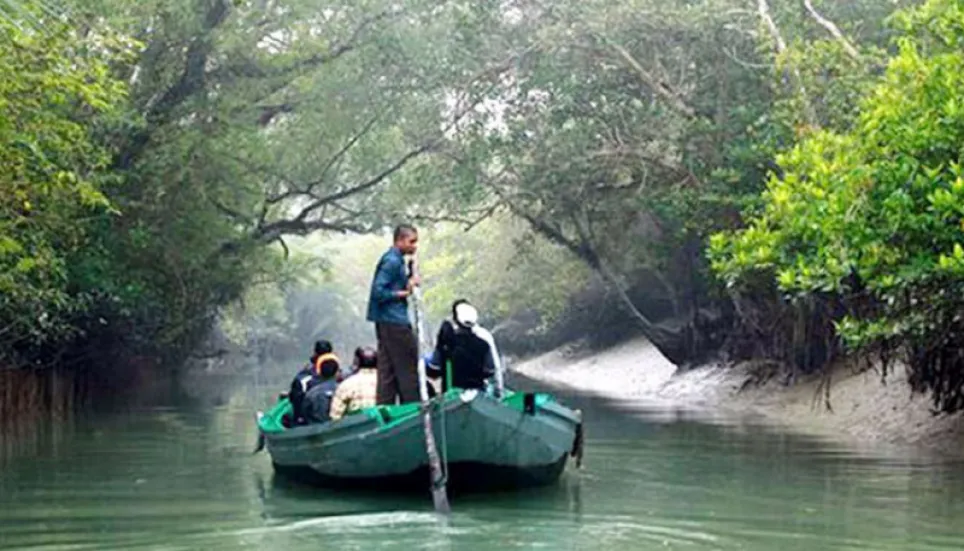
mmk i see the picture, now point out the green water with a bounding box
[2,381,964,550]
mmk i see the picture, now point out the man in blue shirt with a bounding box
[366,224,421,404]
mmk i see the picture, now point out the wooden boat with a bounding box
[255,387,584,493]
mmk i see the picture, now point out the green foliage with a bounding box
[0,0,937,410]
[711,0,964,411]
[423,0,789,361]
[78,0,515,363]
[0,16,133,350]
[420,217,591,333]
[1,0,494,369]
[214,220,591,361]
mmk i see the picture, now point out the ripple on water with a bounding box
[4,393,964,550]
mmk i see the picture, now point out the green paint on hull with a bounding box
[272,456,570,494]
[256,389,582,490]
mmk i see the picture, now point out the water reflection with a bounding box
[2,373,964,550]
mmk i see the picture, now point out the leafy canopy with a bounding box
[710,0,964,409]
[0,17,134,347]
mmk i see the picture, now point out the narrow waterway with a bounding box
[2,371,964,550]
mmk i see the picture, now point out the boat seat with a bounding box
[360,402,421,427]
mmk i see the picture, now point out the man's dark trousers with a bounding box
[375,322,420,404]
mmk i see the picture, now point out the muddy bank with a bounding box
[511,337,964,455]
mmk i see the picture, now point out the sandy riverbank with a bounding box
[510,337,964,455]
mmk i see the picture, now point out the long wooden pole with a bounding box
[409,258,451,514]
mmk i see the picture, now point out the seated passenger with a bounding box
[288,340,338,425]
[431,299,495,392]
[336,347,362,383]
[329,346,379,420]
[302,354,341,424]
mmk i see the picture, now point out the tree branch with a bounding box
[213,6,403,85]
[116,0,231,170]
[294,142,433,221]
[573,207,662,333]
[275,236,290,260]
[596,36,697,120]
[256,102,297,126]
[757,0,818,126]
[147,0,229,122]
[268,110,386,203]
[209,196,252,223]
[756,0,787,52]
[253,217,371,245]
[410,203,503,232]
[260,73,499,231]
[586,145,695,182]
[802,0,860,60]
[216,46,516,256]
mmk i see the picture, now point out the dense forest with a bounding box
[4,0,964,412]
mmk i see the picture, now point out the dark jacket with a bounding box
[288,365,321,423]
[366,247,410,326]
[303,378,339,424]
[431,320,494,391]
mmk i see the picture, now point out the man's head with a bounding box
[452,298,478,329]
[313,339,333,357]
[393,224,418,255]
[318,357,339,379]
[354,346,378,369]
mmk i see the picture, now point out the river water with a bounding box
[2,372,964,550]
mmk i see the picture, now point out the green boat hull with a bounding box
[257,389,582,492]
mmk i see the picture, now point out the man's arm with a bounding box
[372,255,408,304]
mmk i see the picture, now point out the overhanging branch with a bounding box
[266,110,386,204]
[802,0,860,60]
[117,0,230,170]
[757,0,818,126]
[410,202,504,232]
[595,35,697,120]
[209,196,252,223]
[216,49,518,256]
[213,6,404,86]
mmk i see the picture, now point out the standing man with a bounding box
[366,224,420,405]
